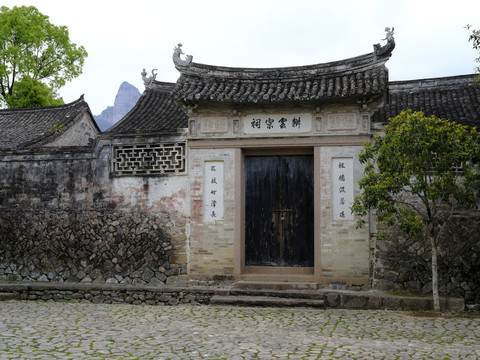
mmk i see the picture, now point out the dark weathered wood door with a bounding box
[245,155,314,267]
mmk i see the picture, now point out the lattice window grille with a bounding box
[112,143,186,175]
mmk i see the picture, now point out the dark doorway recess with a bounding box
[245,155,314,267]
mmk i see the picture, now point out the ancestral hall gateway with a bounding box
[166,36,395,285]
[1,31,480,296]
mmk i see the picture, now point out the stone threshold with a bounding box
[0,281,465,312]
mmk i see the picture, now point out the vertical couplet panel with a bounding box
[332,157,354,220]
[204,161,224,222]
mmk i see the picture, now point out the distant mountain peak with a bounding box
[94,82,141,131]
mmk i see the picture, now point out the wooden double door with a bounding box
[245,155,314,267]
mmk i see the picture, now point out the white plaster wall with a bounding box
[110,176,188,216]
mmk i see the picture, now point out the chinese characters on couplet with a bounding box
[332,158,354,220]
[251,116,302,130]
[204,161,224,222]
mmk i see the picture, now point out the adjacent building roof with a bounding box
[104,82,188,135]
[0,95,99,150]
[172,39,395,107]
[371,74,480,127]
[2,40,477,148]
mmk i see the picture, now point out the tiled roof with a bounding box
[173,41,394,106]
[105,82,188,135]
[371,75,480,127]
[0,95,97,150]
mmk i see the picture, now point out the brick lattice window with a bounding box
[112,143,186,175]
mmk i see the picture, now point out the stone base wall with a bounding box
[17,286,212,306]
[374,213,480,304]
[0,209,187,286]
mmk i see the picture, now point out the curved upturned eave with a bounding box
[174,50,389,81]
[173,42,393,105]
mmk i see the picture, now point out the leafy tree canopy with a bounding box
[5,76,64,108]
[352,110,480,311]
[466,24,480,78]
[353,110,480,235]
[0,5,87,107]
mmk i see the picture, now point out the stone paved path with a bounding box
[0,301,479,359]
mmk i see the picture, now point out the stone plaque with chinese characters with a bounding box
[204,161,224,222]
[332,158,354,220]
[243,114,312,134]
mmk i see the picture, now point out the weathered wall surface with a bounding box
[0,140,188,286]
[319,145,371,279]
[1,135,478,304]
[0,209,181,285]
[374,213,480,304]
[0,151,97,209]
[188,148,236,276]
[46,115,99,147]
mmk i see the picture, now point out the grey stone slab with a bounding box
[211,295,326,308]
[0,292,18,301]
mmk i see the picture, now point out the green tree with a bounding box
[5,76,64,108]
[466,24,480,79]
[0,5,87,107]
[351,110,480,312]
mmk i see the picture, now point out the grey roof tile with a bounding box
[105,82,188,135]
[371,75,480,126]
[172,41,394,106]
[0,95,98,150]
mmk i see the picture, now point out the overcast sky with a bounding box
[3,0,480,115]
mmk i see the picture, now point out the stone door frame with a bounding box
[234,146,321,282]
[189,135,371,285]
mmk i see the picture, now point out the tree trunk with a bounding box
[431,239,440,312]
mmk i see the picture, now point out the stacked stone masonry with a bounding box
[0,210,187,286]
[374,213,480,304]
[18,288,211,306]
[1,36,480,307]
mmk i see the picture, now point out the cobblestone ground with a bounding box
[0,301,479,359]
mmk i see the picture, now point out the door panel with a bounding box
[245,155,314,267]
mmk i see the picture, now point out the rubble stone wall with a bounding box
[0,145,188,286]
[374,213,480,304]
[0,209,186,285]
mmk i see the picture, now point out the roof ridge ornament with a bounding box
[374,27,395,58]
[173,43,193,67]
[142,68,157,86]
